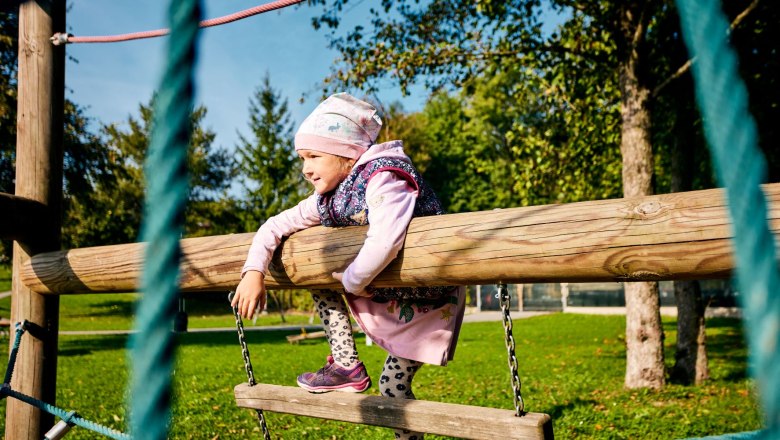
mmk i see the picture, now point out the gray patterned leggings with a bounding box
[312,290,425,439]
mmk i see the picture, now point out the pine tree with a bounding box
[235,74,305,232]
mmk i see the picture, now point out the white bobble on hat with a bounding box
[294,92,383,159]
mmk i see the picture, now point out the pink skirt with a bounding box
[347,286,466,365]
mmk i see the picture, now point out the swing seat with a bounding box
[235,383,554,440]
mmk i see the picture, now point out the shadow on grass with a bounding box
[60,299,136,319]
[87,300,135,317]
[59,334,128,357]
[57,329,303,357]
[545,397,598,420]
[663,316,748,383]
[705,317,744,329]
[176,329,296,347]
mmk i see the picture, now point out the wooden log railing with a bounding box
[20,184,780,295]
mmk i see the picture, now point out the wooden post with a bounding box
[7,1,65,438]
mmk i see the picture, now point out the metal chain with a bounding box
[497,283,525,416]
[228,292,270,440]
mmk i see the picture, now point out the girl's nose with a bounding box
[301,160,312,176]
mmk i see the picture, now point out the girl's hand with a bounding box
[232,270,267,319]
[332,272,372,297]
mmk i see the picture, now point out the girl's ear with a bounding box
[342,157,356,172]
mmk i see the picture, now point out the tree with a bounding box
[64,100,238,248]
[235,73,305,232]
[648,0,778,385]
[378,57,623,214]
[308,0,778,388]
[0,7,17,197]
[309,0,668,387]
[404,91,516,213]
[235,74,307,320]
[1,7,116,260]
[0,7,19,263]
[648,5,712,386]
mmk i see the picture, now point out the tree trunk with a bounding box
[671,280,710,384]
[670,87,709,385]
[618,3,666,389]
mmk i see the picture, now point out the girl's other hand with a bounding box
[232,270,267,319]
[332,271,372,297]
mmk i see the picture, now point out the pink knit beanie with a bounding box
[294,93,383,159]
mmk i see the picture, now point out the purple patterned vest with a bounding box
[317,157,444,226]
[316,157,455,303]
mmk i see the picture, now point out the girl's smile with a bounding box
[298,149,355,194]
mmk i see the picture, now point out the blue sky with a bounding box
[65,0,427,151]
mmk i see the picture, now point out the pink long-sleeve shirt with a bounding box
[242,171,416,293]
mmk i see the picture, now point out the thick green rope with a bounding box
[129,0,201,438]
[676,0,779,437]
[1,324,131,439]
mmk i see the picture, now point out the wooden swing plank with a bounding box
[235,383,554,440]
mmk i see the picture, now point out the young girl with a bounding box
[232,93,465,440]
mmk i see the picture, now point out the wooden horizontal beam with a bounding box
[0,192,49,244]
[234,383,553,440]
[20,184,780,295]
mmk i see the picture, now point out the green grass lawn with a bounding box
[0,264,10,293]
[0,287,764,439]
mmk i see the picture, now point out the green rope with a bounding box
[2,321,25,385]
[2,388,131,440]
[676,0,779,437]
[1,324,131,439]
[692,431,764,440]
[129,0,201,438]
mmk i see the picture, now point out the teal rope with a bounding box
[1,325,131,439]
[676,0,779,437]
[691,431,764,440]
[129,0,201,438]
[2,388,130,440]
[2,322,25,385]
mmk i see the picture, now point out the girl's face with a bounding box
[298,149,355,194]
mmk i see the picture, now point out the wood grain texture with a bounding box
[234,383,553,439]
[21,184,780,295]
[8,1,66,438]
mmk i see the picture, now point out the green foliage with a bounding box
[0,310,762,439]
[308,0,633,208]
[412,92,512,212]
[387,60,623,212]
[0,7,17,195]
[1,9,18,261]
[63,100,238,248]
[732,1,780,181]
[235,74,307,233]
[1,10,240,257]
[310,0,778,201]
[0,264,9,292]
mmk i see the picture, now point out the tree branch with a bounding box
[653,0,761,97]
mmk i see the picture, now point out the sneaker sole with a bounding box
[296,377,372,394]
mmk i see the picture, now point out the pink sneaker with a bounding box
[297,355,371,393]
